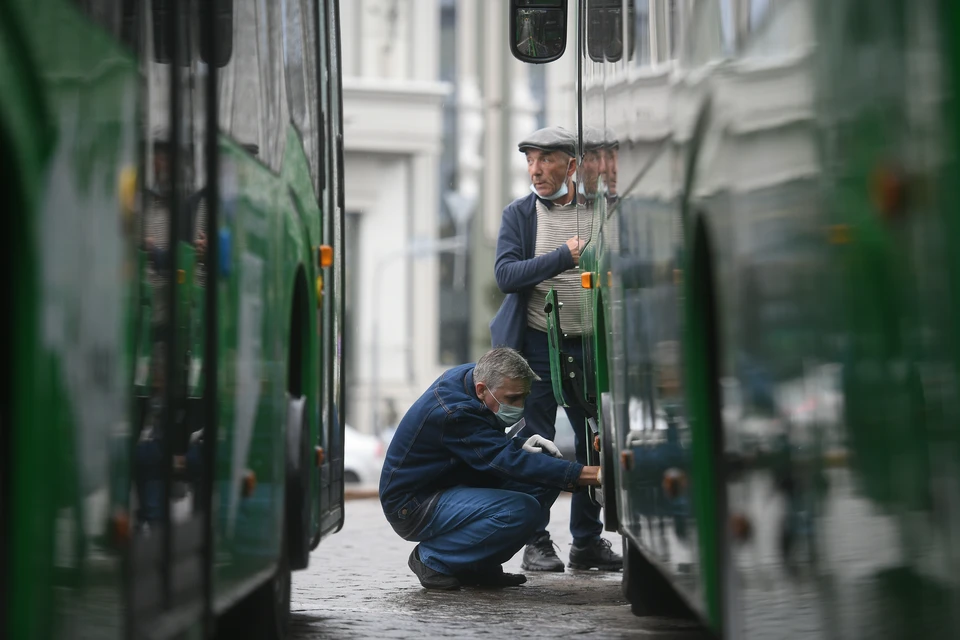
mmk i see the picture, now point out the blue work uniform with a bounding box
[379,363,584,576]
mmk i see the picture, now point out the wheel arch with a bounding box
[285,264,312,571]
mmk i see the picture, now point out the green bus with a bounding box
[2,1,346,638]
[511,0,960,637]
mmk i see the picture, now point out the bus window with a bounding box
[283,0,323,197]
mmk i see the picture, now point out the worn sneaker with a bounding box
[568,537,623,571]
[408,546,461,590]
[521,534,565,572]
[457,567,527,588]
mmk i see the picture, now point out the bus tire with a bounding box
[286,394,311,571]
[600,393,620,532]
[622,536,694,619]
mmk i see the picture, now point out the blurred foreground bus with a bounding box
[509,0,960,637]
[2,1,346,638]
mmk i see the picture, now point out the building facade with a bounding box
[342,0,577,435]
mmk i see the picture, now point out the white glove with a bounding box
[523,435,563,459]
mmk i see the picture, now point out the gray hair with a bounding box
[474,347,540,391]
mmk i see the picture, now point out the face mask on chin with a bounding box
[531,181,568,201]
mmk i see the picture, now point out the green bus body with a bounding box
[2,1,346,638]
[516,0,960,636]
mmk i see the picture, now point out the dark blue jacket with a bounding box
[379,363,584,538]
[489,193,576,350]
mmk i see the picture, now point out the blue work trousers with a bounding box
[413,480,561,575]
[521,328,603,545]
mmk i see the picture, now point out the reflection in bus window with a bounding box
[682,0,730,67]
[218,0,288,169]
[632,0,651,66]
[750,0,775,31]
[630,0,682,67]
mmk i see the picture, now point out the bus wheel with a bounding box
[286,394,311,571]
[600,393,620,532]
[622,536,694,619]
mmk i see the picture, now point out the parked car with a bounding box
[344,425,385,485]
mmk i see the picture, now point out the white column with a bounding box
[457,0,483,209]
[412,0,439,82]
[508,61,539,199]
[410,151,444,386]
[481,0,507,242]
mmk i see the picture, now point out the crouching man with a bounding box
[379,347,602,589]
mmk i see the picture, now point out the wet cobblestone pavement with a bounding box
[291,493,709,639]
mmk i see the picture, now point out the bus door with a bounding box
[128,0,221,635]
[314,0,347,540]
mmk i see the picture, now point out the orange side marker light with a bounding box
[318,245,334,268]
[241,470,257,497]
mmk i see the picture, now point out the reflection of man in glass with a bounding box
[145,133,173,330]
[579,126,606,202]
[135,344,168,529]
[603,127,619,203]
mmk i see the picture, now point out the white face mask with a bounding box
[530,181,568,201]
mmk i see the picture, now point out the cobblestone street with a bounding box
[290,492,709,639]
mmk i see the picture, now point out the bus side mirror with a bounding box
[587,0,625,63]
[509,0,568,64]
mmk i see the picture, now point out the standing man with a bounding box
[379,347,603,590]
[489,126,622,572]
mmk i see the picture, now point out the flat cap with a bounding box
[604,127,620,149]
[583,126,607,152]
[518,126,577,157]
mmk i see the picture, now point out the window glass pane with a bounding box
[217,0,287,170]
[283,0,323,197]
[72,0,122,37]
[632,0,651,67]
[682,0,730,66]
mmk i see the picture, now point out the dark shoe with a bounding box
[408,546,461,590]
[521,534,565,572]
[457,567,527,588]
[568,537,623,571]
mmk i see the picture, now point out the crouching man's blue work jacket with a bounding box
[379,363,584,539]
